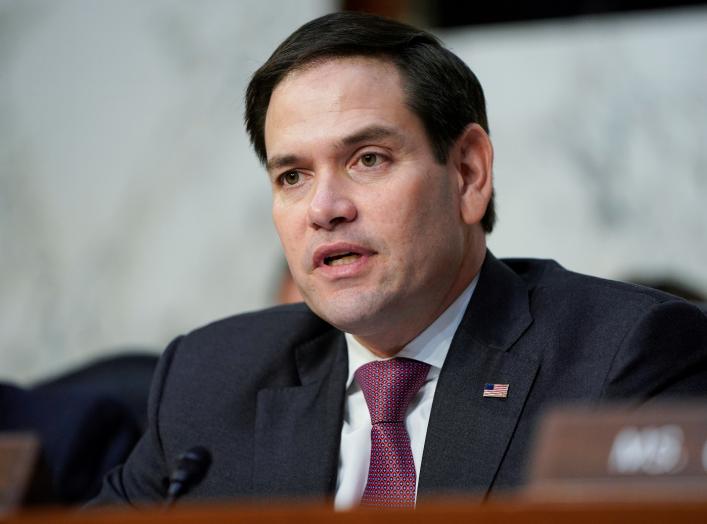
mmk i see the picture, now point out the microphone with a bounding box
[164,446,212,508]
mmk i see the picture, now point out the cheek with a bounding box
[273,204,316,282]
[273,195,304,231]
[372,194,429,261]
[393,180,461,256]
[272,208,301,256]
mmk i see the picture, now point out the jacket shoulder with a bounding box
[162,303,335,381]
[186,303,333,349]
[499,257,707,399]
[499,257,686,309]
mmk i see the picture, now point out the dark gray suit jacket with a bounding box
[92,252,707,506]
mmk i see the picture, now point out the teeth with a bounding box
[326,253,361,266]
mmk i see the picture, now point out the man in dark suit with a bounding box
[91,12,707,508]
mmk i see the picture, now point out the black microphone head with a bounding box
[169,446,212,490]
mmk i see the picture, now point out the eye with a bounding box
[360,153,380,167]
[280,171,300,186]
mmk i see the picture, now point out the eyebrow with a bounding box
[266,154,300,173]
[265,125,404,173]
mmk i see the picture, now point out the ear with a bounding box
[450,123,494,226]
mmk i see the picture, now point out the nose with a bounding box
[307,174,357,230]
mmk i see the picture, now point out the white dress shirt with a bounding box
[334,276,479,509]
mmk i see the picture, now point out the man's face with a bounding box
[264,57,478,352]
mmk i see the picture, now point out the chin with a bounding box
[306,292,386,334]
[315,306,377,334]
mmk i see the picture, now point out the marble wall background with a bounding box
[0,0,330,382]
[1,2,705,383]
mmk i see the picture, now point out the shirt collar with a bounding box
[344,275,479,388]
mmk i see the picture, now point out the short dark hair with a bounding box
[245,11,496,233]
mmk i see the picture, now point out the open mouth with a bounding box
[324,252,362,266]
[313,243,374,271]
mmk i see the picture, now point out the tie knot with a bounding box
[355,358,430,424]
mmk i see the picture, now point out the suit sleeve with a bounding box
[601,299,707,400]
[86,336,182,507]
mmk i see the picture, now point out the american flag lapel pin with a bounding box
[483,383,509,398]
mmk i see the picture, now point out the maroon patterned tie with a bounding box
[355,358,430,508]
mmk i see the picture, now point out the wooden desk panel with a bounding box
[4,500,707,524]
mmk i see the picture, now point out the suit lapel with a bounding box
[418,252,539,500]
[253,330,347,499]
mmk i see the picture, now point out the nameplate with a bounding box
[526,402,707,501]
[0,433,41,515]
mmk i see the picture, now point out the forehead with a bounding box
[273,55,405,107]
[263,57,420,159]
